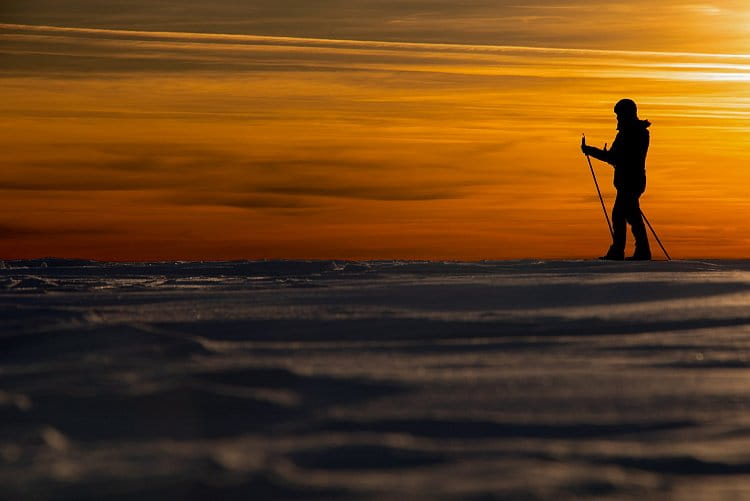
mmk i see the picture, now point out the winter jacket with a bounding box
[584,119,650,193]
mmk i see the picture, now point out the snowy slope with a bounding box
[2,260,750,499]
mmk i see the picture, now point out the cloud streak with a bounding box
[0,144,482,205]
[2,0,749,51]
[2,23,750,82]
[0,223,111,238]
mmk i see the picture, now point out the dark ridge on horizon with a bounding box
[3,257,747,264]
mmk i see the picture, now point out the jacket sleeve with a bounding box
[583,144,613,165]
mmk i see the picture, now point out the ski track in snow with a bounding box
[2,259,750,499]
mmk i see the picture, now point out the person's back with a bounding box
[610,117,650,193]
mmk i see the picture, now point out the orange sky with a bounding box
[1,3,749,260]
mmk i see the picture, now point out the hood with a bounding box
[618,118,651,131]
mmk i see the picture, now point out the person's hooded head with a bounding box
[614,98,650,130]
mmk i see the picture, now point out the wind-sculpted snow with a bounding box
[2,260,750,499]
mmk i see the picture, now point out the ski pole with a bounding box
[640,210,671,261]
[582,134,613,237]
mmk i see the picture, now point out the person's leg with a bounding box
[626,194,651,259]
[609,192,627,257]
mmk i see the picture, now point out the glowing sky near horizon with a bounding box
[1,1,749,260]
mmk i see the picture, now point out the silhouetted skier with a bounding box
[581,99,652,260]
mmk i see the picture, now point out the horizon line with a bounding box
[4,257,748,264]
